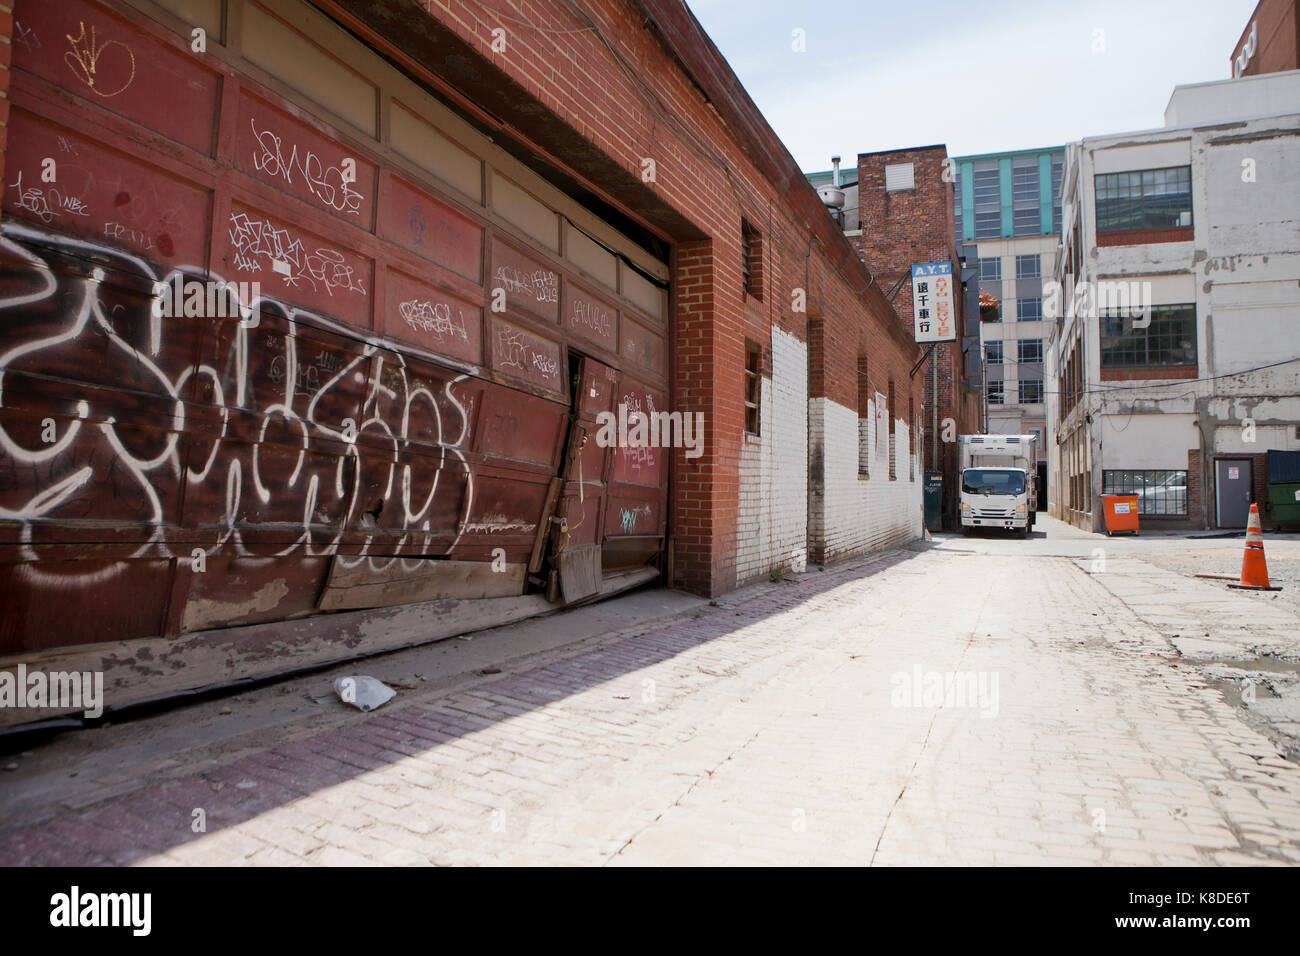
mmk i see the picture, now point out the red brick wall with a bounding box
[1188,448,1204,526]
[804,250,922,428]
[1100,365,1199,381]
[1231,0,1300,77]
[850,145,980,519]
[1097,226,1194,247]
[1250,452,1270,521]
[854,146,956,326]
[367,0,921,595]
[672,239,721,593]
[0,0,918,599]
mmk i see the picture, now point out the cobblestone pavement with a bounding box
[3,522,1300,866]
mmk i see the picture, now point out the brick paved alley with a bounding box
[2,517,1299,866]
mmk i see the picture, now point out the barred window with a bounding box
[857,355,870,477]
[744,343,761,434]
[987,380,1004,405]
[1101,303,1196,368]
[1095,166,1192,234]
[741,219,763,299]
[1103,469,1188,516]
[888,380,897,480]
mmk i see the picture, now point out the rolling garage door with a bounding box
[0,0,671,709]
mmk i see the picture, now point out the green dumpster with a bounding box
[1267,450,1300,529]
[1268,482,1300,529]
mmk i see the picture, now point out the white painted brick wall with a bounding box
[809,396,922,562]
[736,326,808,585]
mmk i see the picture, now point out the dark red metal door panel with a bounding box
[0,0,670,665]
[13,0,220,154]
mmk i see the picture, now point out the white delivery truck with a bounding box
[958,434,1037,538]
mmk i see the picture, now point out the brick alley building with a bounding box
[842,146,984,528]
[0,0,925,723]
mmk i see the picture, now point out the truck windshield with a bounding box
[962,469,1026,496]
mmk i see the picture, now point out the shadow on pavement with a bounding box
[0,542,927,865]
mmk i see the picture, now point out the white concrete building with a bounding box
[1047,69,1300,531]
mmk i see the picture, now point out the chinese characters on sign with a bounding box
[911,262,956,343]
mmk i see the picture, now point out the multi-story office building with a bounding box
[949,147,1066,502]
[1047,69,1300,531]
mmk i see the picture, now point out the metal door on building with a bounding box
[1216,459,1253,528]
[547,355,616,604]
[0,0,673,708]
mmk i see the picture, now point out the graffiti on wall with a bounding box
[227,211,368,299]
[63,20,136,99]
[0,221,480,588]
[248,117,366,218]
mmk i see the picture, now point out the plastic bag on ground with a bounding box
[333,676,396,712]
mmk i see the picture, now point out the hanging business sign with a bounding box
[911,262,956,343]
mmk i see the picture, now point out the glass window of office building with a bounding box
[1012,156,1040,237]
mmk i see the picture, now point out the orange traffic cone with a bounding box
[1228,503,1282,591]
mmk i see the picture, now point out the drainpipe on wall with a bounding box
[982,345,989,433]
[931,356,938,471]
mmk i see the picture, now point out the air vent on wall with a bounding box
[885,162,915,192]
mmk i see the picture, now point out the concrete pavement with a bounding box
[2,515,1299,865]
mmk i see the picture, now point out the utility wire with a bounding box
[986,355,1300,399]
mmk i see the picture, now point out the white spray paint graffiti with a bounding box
[8,171,91,224]
[493,264,557,304]
[228,211,366,297]
[0,221,477,586]
[496,326,559,381]
[248,117,365,217]
[399,298,469,341]
[569,297,612,337]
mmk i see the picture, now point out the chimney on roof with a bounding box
[818,156,847,228]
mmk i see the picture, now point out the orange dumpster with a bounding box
[1101,494,1140,535]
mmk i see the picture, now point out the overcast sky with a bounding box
[685,0,1260,170]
